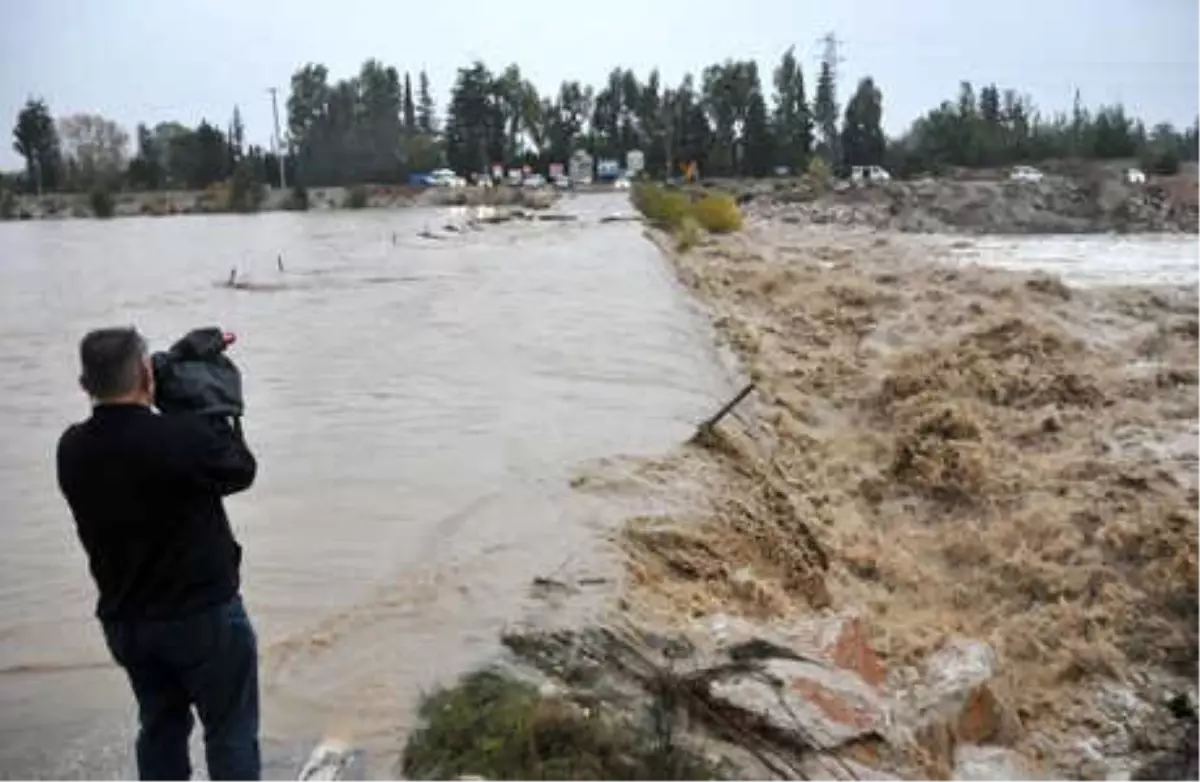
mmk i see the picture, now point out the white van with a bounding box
[1125,168,1147,184]
[429,168,465,188]
[850,165,891,184]
[1009,165,1044,183]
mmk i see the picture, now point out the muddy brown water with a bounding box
[1,200,1195,778]
[0,194,735,778]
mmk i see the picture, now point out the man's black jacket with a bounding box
[57,405,257,621]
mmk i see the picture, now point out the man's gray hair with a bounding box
[79,327,148,400]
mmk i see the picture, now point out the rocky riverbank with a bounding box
[398,210,1197,780]
[596,221,1198,778]
[723,169,1199,234]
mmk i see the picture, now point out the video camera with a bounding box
[151,327,244,417]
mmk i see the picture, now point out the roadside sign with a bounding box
[626,149,645,175]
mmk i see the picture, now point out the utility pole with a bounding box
[817,32,845,87]
[815,32,846,165]
[268,87,287,189]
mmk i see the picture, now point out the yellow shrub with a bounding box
[633,182,743,240]
[631,183,690,228]
[675,216,703,252]
[691,194,743,233]
[806,156,833,188]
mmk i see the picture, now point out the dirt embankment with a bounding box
[597,223,1198,777]
[6,183,556,220]
[729,172,1199,235]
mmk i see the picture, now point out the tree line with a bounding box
[11,97,291,195]
[8,44,1198,196]
[891,83,1199,177]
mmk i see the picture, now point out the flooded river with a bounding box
[1,197,1195,778]
[0,195,734,778]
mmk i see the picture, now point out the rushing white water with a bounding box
[951,233,1199,287]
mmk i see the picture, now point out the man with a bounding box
[56,327,260,780]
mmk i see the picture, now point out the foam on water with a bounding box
[953,234,1199,287]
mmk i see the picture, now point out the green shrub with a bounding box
[631,183,690,228]
[227,161,266,213]
[806,156,833,186]
[89,187,115,218]
[675,216,703,252]
[343,185,369,209]
[1141,147,1181,176]
[402,669,723,781]
[691,194,743,233]
[632,182,744,242]
[0,189,15,220]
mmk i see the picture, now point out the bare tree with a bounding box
[58,113,130,189]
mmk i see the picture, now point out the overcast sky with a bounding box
[1,0,1196,168]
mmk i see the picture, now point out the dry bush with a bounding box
[632,183,691,229]
[633,184,744,236]
[691,194,744,234]
[675,216,703,252]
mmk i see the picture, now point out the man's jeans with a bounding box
[102,597,260,780]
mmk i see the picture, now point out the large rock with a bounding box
[695,613,890,751]
[706,656,889,750]
[953,744,1037,780]
[892,638,1022,768]
[298,740,359,781]
[702,612,887,688]
[799,752,899,780]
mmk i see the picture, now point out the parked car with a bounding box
[552,174,571,189]
[429,168,465,187]
[850,165,891,184]
[1009,165,1044,183]
[1125,168,1147,184]
[407,173,436,187]
[613,176,631,190]
[522,173,547,188]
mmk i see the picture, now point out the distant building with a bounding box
[569,150,593,184]
[625,149,645,177]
